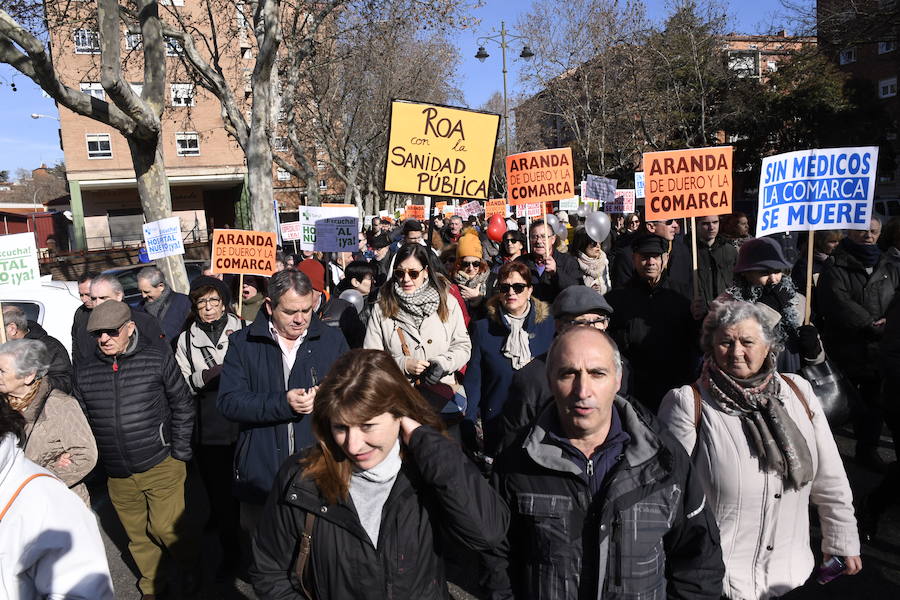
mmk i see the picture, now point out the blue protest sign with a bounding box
[634,172,645,199]
[757,147,879,237]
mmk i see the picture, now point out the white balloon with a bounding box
[584,211,611,243]
[339,289,365,314]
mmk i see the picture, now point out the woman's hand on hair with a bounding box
[405,358,429,376]
[399,416,422,445]
[287,387,318,414]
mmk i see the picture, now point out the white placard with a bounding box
[0,232,40,287]
[142,217,185,261]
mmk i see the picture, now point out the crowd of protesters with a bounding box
[3,206,900,599]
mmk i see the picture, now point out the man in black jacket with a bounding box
[605,235,699,413]
[487,327,723,599]
[611,219,692,294]
[74,300,198,599]
[693,215,737,318]
[70,271,97,363]
[3,305,73,393]
[515,219,581,303]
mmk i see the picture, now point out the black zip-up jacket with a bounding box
[486,398,724,600]
[515,249,581,303]
[74,332,194,477]
[250,425,509,599]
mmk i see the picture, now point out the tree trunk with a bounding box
[128,136,189,293]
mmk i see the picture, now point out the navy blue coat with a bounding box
[463,297,555,448]
[136,290,192,342]
[218,311,349,503]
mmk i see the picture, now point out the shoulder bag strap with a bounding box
[779,374,814,421]
[396,327,411,357]
[294,512,316,598]
[0,473,56,522]
[689,383,703,430]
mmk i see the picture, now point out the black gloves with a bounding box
[797,324,823,360]
[759,280,795,314]
[201,364,224,386]
[421,361,447,385]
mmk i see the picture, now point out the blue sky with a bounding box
[0,0,788,180]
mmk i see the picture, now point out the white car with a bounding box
[0,277,82,357]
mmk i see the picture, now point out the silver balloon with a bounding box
[584,211,611,243]
[545,213,560,232]
[505,219,518,231]
[576,204,588,218]
[554,221,567,237]
[339,289,365,314]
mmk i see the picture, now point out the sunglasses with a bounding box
[503,238,521,244]
[498,282,530,294]
[394,268,425,280]
[91,325,127,338]
[460,259,481,269]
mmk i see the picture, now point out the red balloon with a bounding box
[487,219,507,242]
[489,213,505,226]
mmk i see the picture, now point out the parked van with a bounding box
[0,278,81,356]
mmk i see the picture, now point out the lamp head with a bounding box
[475,46,489,62]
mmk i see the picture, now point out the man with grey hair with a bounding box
[72,273,165,365]
[136,266,192,341]
[3,305,73,393]
[218,269,349,535]
[486,326,724,599]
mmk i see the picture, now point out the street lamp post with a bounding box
[476,21,534,158]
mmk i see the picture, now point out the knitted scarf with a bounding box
[724,276,803,337]
[841,237,882,268]
[576,251,610,294]
[144,285,172,319]
[394,282,440,331]
[454,270,489,297]
[502,304,532,370]
[702,355,813,490]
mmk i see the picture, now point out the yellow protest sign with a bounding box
[384,100,500,200]
[210,229,277,276]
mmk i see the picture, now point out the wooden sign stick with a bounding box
[690,216,699,299]
[804,231,814,325]
[238,273,245,317]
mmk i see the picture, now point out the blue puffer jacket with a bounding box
[463,297,555,449]
[218,311,349,503]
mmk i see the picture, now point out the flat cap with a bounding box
[87,300,132,333]
[371,233,393,250]
[631,234,668,255]
[551,285,614,318]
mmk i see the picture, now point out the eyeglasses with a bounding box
[91,325,127,338]
[196,297,222,309]
[563,315,610,329]
[664,219,675,225]
[394,268,425,280]
[498,282,529,294]
[460,259,481,269]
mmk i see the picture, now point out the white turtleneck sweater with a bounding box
[348,439,402,548]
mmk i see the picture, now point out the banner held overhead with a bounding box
[643,146,733,220]
[384,100,500,200]
[506,147,574,205]
[211,229,277,276]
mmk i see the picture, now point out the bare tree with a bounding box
[0,0,189,291]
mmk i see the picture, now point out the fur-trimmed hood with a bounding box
[485,295,550,326]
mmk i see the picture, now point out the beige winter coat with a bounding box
[20,383,98,504]
[659,373,859,600]
[363,292,471,391]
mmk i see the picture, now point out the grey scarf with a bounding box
[702,355,814,490]
[502,304,532,370]
[144,284,172,320]
[394,283,440,331]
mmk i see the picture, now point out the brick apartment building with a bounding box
[817,0,900,204]
[48,2,339,251]
[722,30,816,82]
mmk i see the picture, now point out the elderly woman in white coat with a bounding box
[364,243,471,436]
[659,300,860,600]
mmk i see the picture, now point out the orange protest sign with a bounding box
[485,199,506,218]
[210,229,277,276]
[642,146,733,220]
[435,201,447,215]
[506,148,574,206]
[404,205,425,220]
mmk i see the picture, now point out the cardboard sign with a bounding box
[434,201,447,215]
[485,199,506,219]
[142,217,184,260]
[280,221,304,242]
[384,100,500,200]
[757,147,879,237]
[642,146,733,220]
[456,200,485,219]
[517,203,543,218]
[404,205,425,221]
[558,196,579,212]
[635,172,645,199]
[211,229,277,276]
[0,232,40,287]
[506,147,574,205]
[607,189,636,214]
[583,175,616,204]
[300,205,360,252]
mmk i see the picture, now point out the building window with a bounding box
[727,51,758,78]
[130,82,143,96]
[170,83,195,107]
[277,168,291,181]
[766,60,777,72]
[316,159,325,171]
[319,179,327,190]
[839,47,857,65]
[125,32,142,50]
[175,132,200,156]
[273,137,288,151]
[236,4,249,28]
[165,36,183,56]
[86,134,112,159]
[879,76,897,98]
[74,29,101,54]
[879,41,897,54]
[80,82,105,100]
